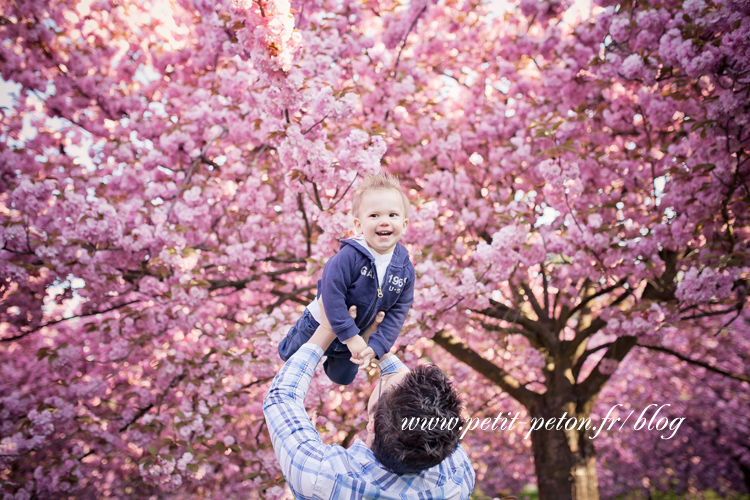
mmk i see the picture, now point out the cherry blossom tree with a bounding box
[1,0,748,498]
[594,329,750,498]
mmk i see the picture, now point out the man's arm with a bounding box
[262,303,359,496]
[263,344,327,498]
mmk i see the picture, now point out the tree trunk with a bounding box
[529,402,599,500]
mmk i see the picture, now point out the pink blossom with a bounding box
[621,53,644,79]
[675,266,735,305]
[587,213,603,229]
[1,0,748,497]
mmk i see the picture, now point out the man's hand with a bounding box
[350,308,385,369]
[310,300,386,369]
[362,310,385,344]
[344,334,368,357]
[352,346,376,367]
[309,297,365,351]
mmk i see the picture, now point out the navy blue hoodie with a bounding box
[319,239,415,358]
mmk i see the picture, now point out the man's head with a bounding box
[352,173,410,255]
[366,364,465,475]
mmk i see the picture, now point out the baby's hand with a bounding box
[344,334,368,358]
[352,346,376,368]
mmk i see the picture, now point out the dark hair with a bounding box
[371,364,465,475]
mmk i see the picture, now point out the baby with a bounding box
[278,173,415,385]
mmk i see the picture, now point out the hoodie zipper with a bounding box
[346,239,399,326]
[364,257,391,325]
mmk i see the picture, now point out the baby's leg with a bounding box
[323,349,359,385]
[278,310,319,361]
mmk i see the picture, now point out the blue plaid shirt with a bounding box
[263,344,476,499]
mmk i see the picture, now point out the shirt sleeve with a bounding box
[263,344,329,499]
[319,247,362,343]
[378,353,409,375]
[367,264,415,358]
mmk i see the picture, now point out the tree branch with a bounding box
[572,341,612,380]
[680,303,741,321]
[564,286,633,358]
[119,371,187,432]
[541,263,550,315]
[563,317,607,359]
[431,329,539,408]
[301,113,329,135]
[269,287,316,306]
[566,277,627,322]
[520,282,549,324]
[636,343,750,385]
[166,126,228,223]
[298,193,313,258]
[392,6,427,76]
[1,299,141,343]
[577,335,638,402]
[473,299,546,348]
[208,144,269,236]
[207,266,304,291]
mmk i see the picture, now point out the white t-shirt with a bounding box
[307,235,394,323]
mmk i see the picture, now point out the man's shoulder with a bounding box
[320,441,475,498]
[315,442,404,495]
[446,444,475,474]
[312,442,373,489]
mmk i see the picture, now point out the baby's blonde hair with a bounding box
[352,173,410,218]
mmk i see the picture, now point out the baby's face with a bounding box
[353,189,409,255]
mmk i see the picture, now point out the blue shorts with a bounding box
[278,309,359,385]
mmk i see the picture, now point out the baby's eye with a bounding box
[369,214,378,218]
[390,213,398,217]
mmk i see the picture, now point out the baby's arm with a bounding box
[319,247,362,343]
[351,310,384,368]
[352,346,376,367]
[366,271,415,359]
[344,334,368,357]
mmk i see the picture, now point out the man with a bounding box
[263,305,475,499]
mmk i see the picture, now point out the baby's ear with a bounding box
[353,217,362,234]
